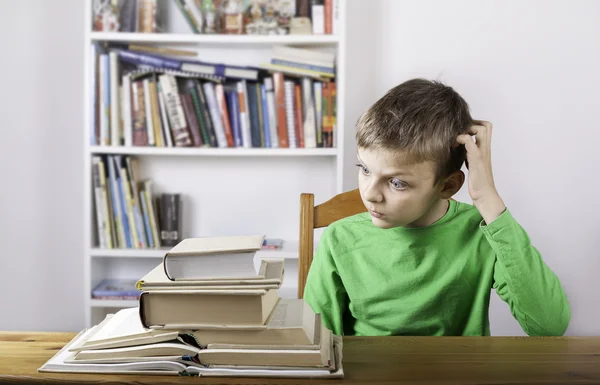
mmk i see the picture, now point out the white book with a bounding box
[237,81,252,148]
[284,81,297,148]
[156,83,173,147]
[121,74,133,147]
[142,79,155,146]
[109,51,121,146]
[91,157,108,248]
[99,54,110,146]
[263,78,279,148]
[202,82,227,148]
[302,78,317,148]
[39,327,344,378]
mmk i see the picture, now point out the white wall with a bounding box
[1,0,597,335]
[0,0,84,331]
[367,0,600,335]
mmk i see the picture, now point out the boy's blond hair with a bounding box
[356,78,473,182]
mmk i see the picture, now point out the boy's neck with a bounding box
[406,199,450,228]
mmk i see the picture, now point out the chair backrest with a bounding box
[297,189,367,298]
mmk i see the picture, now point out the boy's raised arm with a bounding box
[303,228,349,336]
[482,210,571,336]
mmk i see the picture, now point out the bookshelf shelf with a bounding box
[89,248,166,258]
[90,299,139,308]
[88,146,338,157]
[90,32,340,45]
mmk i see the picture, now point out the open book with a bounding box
[39,310,343,378]
[72,301,320,352]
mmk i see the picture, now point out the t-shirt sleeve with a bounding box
[482,208,571,336]
[303,226,348,336]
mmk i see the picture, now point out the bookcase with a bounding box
[83,0,346,327]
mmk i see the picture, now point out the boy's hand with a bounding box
[456,120,506,224]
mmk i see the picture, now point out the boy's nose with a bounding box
[363,181,384,203]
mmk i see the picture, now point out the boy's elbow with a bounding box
[526,303,571,336]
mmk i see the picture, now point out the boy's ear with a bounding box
[439,170,464,199]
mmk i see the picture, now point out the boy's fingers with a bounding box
[456,134,478,153]
[475,120,493,130]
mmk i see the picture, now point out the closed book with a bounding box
[139,288,279,328]
[162,235,265,281]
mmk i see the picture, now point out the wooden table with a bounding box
[1,332,600,384]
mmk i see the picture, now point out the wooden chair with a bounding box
[297,189,367,299]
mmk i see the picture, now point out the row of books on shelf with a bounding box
[92,154,182,249]
[91,45,336,149]
[94,0,338,36]
[44,236,342,378]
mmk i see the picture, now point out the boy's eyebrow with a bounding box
[356,155,414,177]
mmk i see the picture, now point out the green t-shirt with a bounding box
[303,199,570,336]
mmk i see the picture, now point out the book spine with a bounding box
[314,82,323,148]
[324,0,332,34]
[97,157,115,248]
[90,44,99,145]
[246,82,261,148]
[283,80,297,148]
[106,155,128,248]
[131,81,148,146]
[139,186,154,248]
[122,74,133,147]
[117,49,181,70]
[196,82,218,147]
[270,59,334,75]
[260,85,271,148]
[255,83,266,147]
[99,54,110,146]
[117,156,141,248]
[159,194,181,247]
[142,79,156,146]
[264,78,279,148]
[158,74,192,147]
[143,180,161,248]
[187,83,211,146]
[109,51,121,146]
[149,79,164,147]
[302,78,317,148]
[215,84,234,147]
[180,93,204,146]
[203,82,228,148]
[322,82,334,148]
[237,81,252,148]
[294,83,305,148]
[156,82,174,147]
[226,90,243,148]
[92,157,108,248]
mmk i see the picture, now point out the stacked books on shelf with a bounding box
[90,44,336,149]
[92,154,182,249]
[93,0,338,36]
[41,235,343,378]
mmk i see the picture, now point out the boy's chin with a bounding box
[369,216,403,229]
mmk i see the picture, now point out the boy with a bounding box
[303,78,570,336]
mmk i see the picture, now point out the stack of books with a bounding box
[39,235,343,378]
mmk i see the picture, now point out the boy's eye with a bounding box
[356,163,371,176]
[390,178,408,190]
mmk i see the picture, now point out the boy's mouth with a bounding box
[369,210,385,219]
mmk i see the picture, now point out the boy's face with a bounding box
[356,147,453,229]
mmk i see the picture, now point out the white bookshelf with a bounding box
[83,0,346,327]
